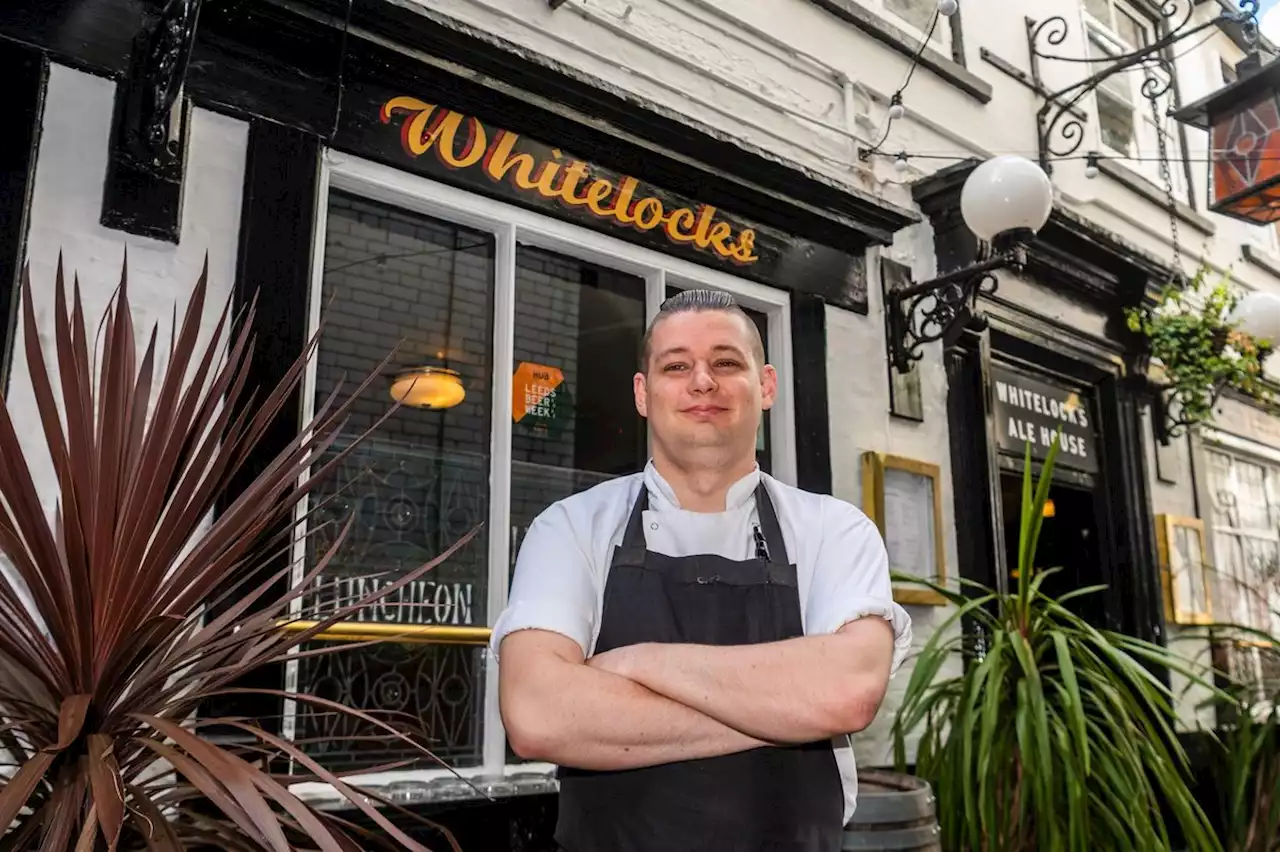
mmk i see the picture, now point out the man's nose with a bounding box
[690,363,717,392]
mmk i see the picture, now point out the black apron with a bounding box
[555,480,844,852]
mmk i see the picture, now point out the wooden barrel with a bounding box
[842,770,942,851]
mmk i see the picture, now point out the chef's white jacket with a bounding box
[492,460,914,824]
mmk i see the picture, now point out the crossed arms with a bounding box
[497,617,895,772]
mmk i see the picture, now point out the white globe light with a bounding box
[888,102,906,120]
[938,0,959,16]
[893,155,909,173]
[959,155,1054,241]
[1230,290,1280,343]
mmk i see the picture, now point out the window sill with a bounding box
[1242,243,1280,279]
[1095,158,1216,237]
[808,0,992,104]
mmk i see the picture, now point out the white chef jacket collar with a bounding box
[643,459,762,513]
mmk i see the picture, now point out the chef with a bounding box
[492,288,912,852]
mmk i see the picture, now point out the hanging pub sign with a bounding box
[1173,55,1280,224]
[334,84,867,303]
[990,365,1097,473]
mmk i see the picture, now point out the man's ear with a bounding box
[760,364,778,411]
[634,371,649,418]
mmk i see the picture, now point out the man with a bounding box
[492,289,912,852]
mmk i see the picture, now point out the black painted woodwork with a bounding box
[791,292,833,496]
[0,39,45,392]
[201,120,322,736]
[99,0,204,243]
[944,330,997,594]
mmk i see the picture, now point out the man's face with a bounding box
[634,310,777,461]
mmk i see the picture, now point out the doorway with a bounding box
[999,471,1108,628]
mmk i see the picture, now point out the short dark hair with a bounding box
[639,289,765,372]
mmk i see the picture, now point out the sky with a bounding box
[1262,0,1280,44]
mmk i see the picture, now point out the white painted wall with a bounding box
[1,63,247,624]
[9,64,249,514]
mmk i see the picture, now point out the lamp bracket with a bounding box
[1026,1,1259,174]
[887,244,1027,374]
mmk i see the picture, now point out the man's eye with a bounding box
[664,363,688,372]
[716,360,743,369]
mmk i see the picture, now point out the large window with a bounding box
[1205,446,1280,702]
[285,153,797,796]
[1084,0,1182,192]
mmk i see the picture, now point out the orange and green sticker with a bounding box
[513,362,564,423]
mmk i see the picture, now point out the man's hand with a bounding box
[587,617,896,744]
[498,629,772,771]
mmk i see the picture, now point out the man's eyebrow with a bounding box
[653,344,748,361]
[653,346,691,361]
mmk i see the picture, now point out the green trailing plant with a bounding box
[0,257,477,850]
[1124,267,1273,436]
[891,438,1223,852]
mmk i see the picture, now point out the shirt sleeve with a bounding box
[490,504,600,661]
[806,498,913,677]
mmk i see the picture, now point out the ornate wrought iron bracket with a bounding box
[1026,1,1259,174]
[887,234,1030,374]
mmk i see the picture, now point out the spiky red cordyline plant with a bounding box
[0,256,478,852]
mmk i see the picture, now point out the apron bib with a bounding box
[555,481,843,852]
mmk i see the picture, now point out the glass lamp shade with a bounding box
[389,366,466,409]
[959,155,1054,241]
[1230,290,1280,344]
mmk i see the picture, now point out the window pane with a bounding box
[1097,92,1135,154]
[509,246,649,562]
[298,192,496,771]
[1084,0,1111,23]
[1115,9,1146,49]
[884,0,941,39]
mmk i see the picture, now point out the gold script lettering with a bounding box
[664,208,698,243]
[380,98,760,266]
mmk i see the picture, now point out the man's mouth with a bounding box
[683,405,727,416]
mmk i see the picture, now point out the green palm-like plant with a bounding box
[0,256,476,850]
[891,438,1222,852]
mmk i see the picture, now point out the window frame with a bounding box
[1203,432,1280,704]
[1083,0,1182,193]
[873,0,952,53]
[284,149,799,797]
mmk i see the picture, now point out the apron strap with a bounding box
[618,480,650,552]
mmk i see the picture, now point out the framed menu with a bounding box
[1156,514,1213,625]
[861,452,947,606]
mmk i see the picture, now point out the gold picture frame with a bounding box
[1155,514,1214,625]
[861,452,948,606]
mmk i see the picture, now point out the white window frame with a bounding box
[285,149,799,800]
[872,0,951,53]
[1084,0,1183,194]
[1202,431,1280,704]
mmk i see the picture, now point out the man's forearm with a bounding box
[501,655,769,771]
[598,625,893,744]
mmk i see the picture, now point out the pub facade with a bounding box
[3,0,1280,841]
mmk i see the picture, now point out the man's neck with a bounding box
[651,449,757,513]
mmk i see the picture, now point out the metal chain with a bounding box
[1151,92,1182,284]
